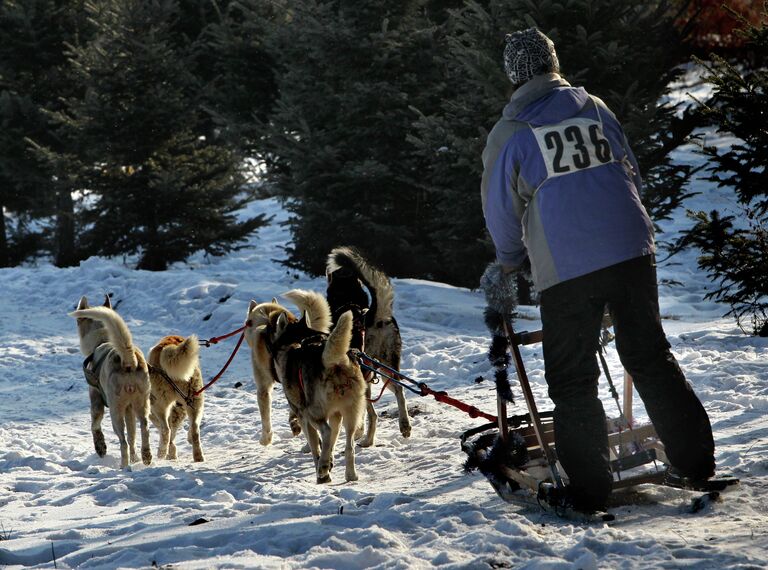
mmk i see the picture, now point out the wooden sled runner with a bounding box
[461,318,738,521]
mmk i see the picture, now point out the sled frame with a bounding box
[497,319,670,495]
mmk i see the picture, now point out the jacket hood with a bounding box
[502,73,589,126]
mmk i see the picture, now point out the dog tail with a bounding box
[151,335,199,380]
[323,310,353,369]
[68,306,139,370]
[326,246,394,326]
[282,289,332,333]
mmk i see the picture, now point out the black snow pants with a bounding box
[539,255,715,510]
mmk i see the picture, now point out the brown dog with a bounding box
[147,334,205,462]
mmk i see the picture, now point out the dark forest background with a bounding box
[0,0,765,332]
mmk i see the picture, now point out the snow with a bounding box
[2,130,768,570]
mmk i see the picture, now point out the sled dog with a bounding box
[147,334,205,462]
[264,289,366,483]
[70,296,152,469]
[243,292,332,445]
[326,246,411,446]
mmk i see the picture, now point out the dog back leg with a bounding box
[255,372,275,446]
[137,398,152,465]
[186,398,205,462]
[89,388,107,457]
[315,419,334,484]
[302,417,322,472]
[154,404,172,460]
[110,407,131,469]
[358,381,377,448]
[342,410,359,482]
[125,403,138,464]
[167,403,185,460]
[388,382,412,438]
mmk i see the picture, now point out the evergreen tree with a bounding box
[192,0,279,161]
[679,3,768,335]
[45,0,265,270]
[410,0,700,289]
[261,0,445,278]
[0,0,90,267]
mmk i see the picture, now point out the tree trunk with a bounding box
[54,187,77,267]
[0,204,9,268]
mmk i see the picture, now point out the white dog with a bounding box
[70,296,152,469]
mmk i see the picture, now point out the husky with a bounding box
[147,335,205,462]
[70,296,152,469]
[326,246,411,446]
[243,292,332,446]
[264,289,366,483]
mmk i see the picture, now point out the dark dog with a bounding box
[326,246,411,446]
[265,290,366,483]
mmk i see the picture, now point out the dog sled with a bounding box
[460,316,739,521]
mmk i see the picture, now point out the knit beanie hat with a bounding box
[503,28,560,87]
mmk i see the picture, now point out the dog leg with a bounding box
[343,411,359,482]
[126,404,138,463]
[358,383,377,447]
[390,383,412,438]
[289,409,302,437]
[138,400,152,466]
[89,388,107,457]
[168,426,178,460]
[328,412,343,473]
[167,404,184,460]
[316,419,334,484]
[187,401,205,462]
[256,382,274,446]
[110,408,130,469]
[156,406,171,460]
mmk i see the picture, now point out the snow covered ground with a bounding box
[2,120,767,568]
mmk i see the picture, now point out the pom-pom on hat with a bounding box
[503,27,560,87]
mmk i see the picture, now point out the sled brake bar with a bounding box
[503,318,566,490]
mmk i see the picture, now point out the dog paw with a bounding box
[291,423,302,437]
[193,451,205,462]
[399,422,412,438]
[316,474,332,484]
[93,432,107,456]
[142,450,152,465]
[358,436,374,448]
[345,471,359,482]
[259,431,273,446]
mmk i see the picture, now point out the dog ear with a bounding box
[103,294,112,309]
[77,296,89,310]
[271,297,278,304]
[248,300,258,313]
[276,312,289,336]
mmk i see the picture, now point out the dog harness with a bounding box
[82,345,110,407]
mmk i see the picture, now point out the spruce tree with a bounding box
[47,0,265,270]
[680,3,768,335]
[192,0,279,161]
[410,0,699,289]
[0,0,90,267]
[262,0,444,278]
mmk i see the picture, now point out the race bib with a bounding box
[532,118,614,178]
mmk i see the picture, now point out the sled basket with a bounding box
[462,320,681,506]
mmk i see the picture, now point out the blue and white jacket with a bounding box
[481,73,655,291]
